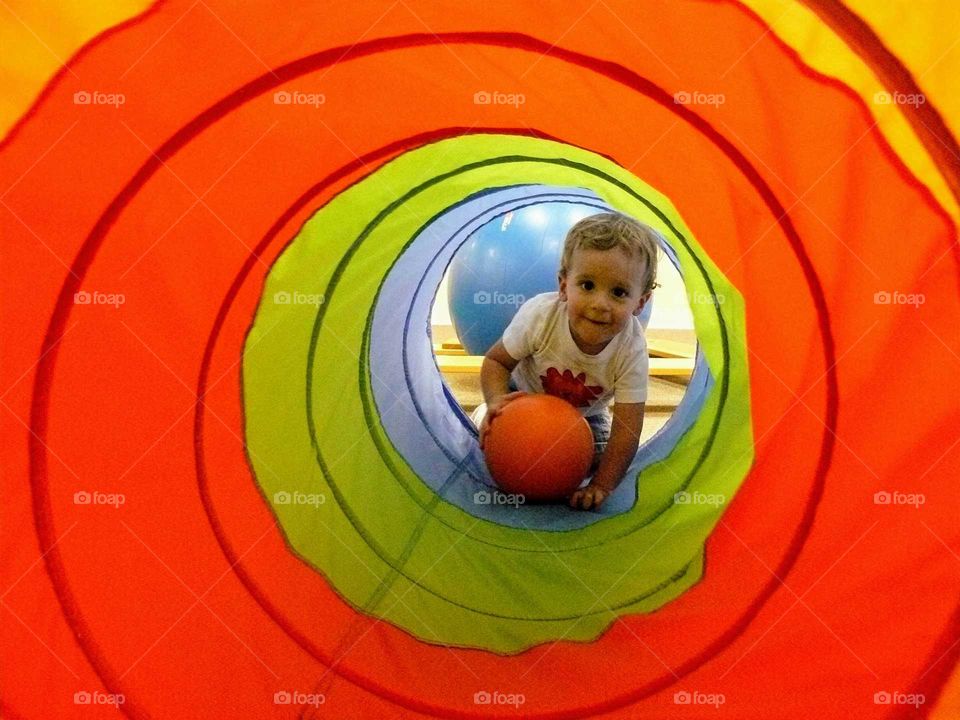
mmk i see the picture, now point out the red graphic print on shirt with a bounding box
[540,367,604,408]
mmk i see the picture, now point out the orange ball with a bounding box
[483,394,594,501]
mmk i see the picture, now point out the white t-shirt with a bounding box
[501,292,648,417]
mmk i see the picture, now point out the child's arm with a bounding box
[478,339,525,448]
[569,402,645,510]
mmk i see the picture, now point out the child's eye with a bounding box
[613,288,628,298]
[579,281,594,291]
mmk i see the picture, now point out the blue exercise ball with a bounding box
[447,202,653,356]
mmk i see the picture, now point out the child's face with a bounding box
[558,246,651,354]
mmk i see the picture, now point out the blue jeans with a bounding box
[585,411,612,471]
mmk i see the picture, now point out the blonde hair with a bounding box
[560,212,660,295]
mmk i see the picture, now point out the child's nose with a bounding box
[591,295,611,313]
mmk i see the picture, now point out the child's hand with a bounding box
[569,481,613,511]
[478,391,527,449]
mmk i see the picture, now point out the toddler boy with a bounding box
[477,211,659,510]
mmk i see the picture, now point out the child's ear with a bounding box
[632,291,652,316]
[558,271,568,301]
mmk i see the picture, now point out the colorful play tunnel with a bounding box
[1,1,959,718]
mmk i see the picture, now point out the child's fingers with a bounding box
[569,486,608,511]
[480,408,501,445]
[581,490,596,510]
[591,488,608,510]
[486,392,525,424]
[569,489,592,510]
[488,391,527,420]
